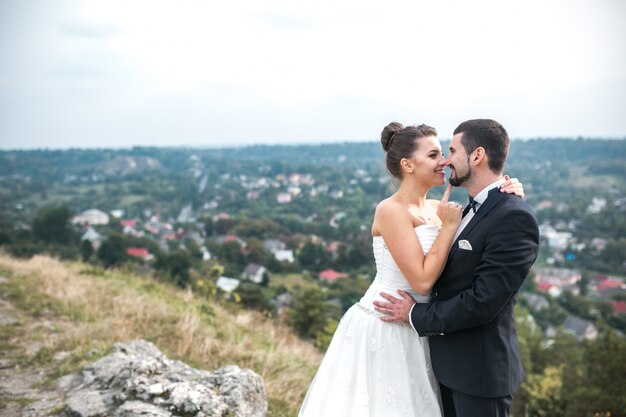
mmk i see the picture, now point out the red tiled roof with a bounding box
[613,301,626,315]
[127,248,149,258]
[327,241,342,252]
[318,268,348,281]
[593,274,609,283]
[598,279,624,292]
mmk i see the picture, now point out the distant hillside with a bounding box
[2,138,625,173]
[0,253,321,417]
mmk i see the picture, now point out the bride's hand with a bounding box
[500,175,525,198]
[437,184,462,229]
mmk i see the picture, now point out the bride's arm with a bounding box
[375,187,462,296]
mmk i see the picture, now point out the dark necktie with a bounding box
[462,196,478,218]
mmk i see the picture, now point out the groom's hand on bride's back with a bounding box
[373,291,416,324]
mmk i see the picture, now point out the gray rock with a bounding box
[58,340,267,417]
[65,390,115,417]
[114,401,172,417]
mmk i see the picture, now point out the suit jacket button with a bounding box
[433,292,438,297]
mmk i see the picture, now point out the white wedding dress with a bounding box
[299,225,442,417]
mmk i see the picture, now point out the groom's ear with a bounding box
[471,146,486,166]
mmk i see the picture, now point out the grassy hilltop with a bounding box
[0,253,321,417]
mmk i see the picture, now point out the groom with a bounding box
[373,119,539,417]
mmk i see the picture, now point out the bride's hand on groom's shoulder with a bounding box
[373,291,416,324]
[500,175,525,198]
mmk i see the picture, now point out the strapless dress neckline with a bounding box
[372,224,441,240]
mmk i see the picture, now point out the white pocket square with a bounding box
[458,240,473,251]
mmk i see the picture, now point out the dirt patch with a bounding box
[0,275,62,417]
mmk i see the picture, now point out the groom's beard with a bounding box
[449,158,472,187]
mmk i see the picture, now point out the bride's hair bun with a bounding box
[381,122,404,152]
[380,122,438,180]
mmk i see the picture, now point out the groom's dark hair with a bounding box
[454,119,509,174]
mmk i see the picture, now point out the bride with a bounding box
[298,122,523,417]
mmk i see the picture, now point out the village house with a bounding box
[586,197,607,214]
[110,209,125,218]
[120,219,144,238]
[521,292,549,311]
[536,283,563,298]
[275,249,294,263]
[271,292,293,316]
[120,219,136,228]
[204,200,219,210]
[246,191,260,201]
[326,241,343,260]
[216,235,247,248]
[276,193,292,204]
[287,186,302,197]
[535,267,581,287]
[592,276,626,297]
[72,209,109,226]
[80,227,103,250]
[329,212,347,228]
[242,263,267,284]
[176,204,194,223]
[263,239,286,252]
[538,224,574,250]
[262,239,294,262]
[535,200,554,211]
[563,315,598,341]
[216,276,240,295]
[591,237,608,251]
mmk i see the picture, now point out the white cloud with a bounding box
[0,0,624,149]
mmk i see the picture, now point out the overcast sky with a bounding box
[1,0,624,150]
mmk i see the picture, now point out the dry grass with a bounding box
[0,253,322,417]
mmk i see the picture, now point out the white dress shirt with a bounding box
[452,179,505,242]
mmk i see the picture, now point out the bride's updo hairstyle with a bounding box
[381,122,438,180]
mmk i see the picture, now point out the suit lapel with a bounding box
[447,188,507,260]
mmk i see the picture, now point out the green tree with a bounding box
[288,287,330,340]
[563,331,626,416]
[297,241,329,272]
[314,319,339,351]
[32,205,75,244]
[156,250,193,287]
[79,239,94,262]
[246,237,272,265]
[524,366,567,417]
[215,218,236,235]
[235,282,274,312]
[97,233,128,268]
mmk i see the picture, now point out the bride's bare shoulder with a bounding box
[374,197,404,217]
[372,198,410,236]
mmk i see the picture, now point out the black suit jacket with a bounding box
[410,188,539,398]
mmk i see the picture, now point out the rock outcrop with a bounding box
[52,340,267,417]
